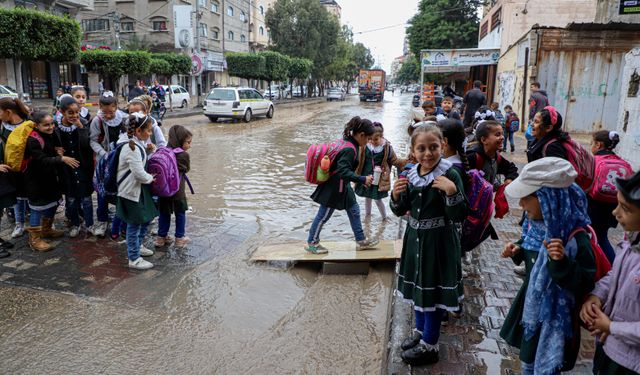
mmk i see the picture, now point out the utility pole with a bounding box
[193,5,203,106]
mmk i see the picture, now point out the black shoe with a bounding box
[0,248,10,259]
[0,238,14,249]
[401,330,422,350]
[401,344,439,366]
[511,147,515,153]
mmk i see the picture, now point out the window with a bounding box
[259,5,264,15]
[211,27,220,40]
[227,6,234,16]
[199,22,208,37]
[240,11,246,22]
[491,7,502,30]
[120,21,134,32]
[211,0,219,13]
[259,26,264,36]
[479,22,488,40]
[240,34,246,42]
[228,31,234,40]
[153,20,168,31]
[198,0,206,7]
[252,90,264,100]
[82,19,110,32]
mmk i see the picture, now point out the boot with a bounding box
[41,218,65,239]
[27,227,53,252]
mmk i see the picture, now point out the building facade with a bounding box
[1,0,94,99]
[320,0,341,21]
[249,0,274,53]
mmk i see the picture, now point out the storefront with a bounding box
[24,61,50,99]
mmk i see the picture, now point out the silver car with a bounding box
[326,87,346,101]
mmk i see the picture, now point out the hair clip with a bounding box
[609,131,619,140]
[102,91,114,98]
[544,106,558,126]
[131,111,147,121]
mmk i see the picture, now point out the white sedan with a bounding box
[326,87,346,101]
[162,85,190,108]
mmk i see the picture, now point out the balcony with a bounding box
[59,0,94,10]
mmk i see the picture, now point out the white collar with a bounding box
[2,121,23,132]
[367,139,386,153]
[446,154,462,164]
[80,106,89,117]
[407,158,453,188]
[99,109,126,127]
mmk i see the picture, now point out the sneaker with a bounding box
[154,236,174,248]
[304,243,328,254]
[356,237,379,251]
[69,226,80,238]
[514,265,526,277]
[87,225,97,236]
[401,343,439,366]
[401,330,422,350]
[11,224,24,238]
[139,245,154,257]
[174,237,191,248]
[463,252,473,265]
[128,257,153,270]
[93,222,107,237]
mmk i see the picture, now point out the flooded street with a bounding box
[0,94,415,374]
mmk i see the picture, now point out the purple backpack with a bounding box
[147,147,181,197]
[460,169,495,252]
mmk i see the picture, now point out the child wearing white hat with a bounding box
[499,157,597,374]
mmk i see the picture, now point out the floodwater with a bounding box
[0,93,416,374]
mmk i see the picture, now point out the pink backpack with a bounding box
[305,140,356,184]
[588,154,633,203]
[147,147,181,197]
[460,169,495,253]
[544,136,595,191]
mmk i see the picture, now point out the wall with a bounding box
[616,48,640,170]
[495,37,529,124]
[596,0,640,23]
[223,0,250,53]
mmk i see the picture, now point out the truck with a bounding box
[358,69,386,102]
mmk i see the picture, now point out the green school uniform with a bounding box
[390,165,468,311]
[116,185,158,225]
[355,145,388,199]
[500,232,596,370]
[310,138,361,210]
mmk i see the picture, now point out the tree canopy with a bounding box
[0,7,81,62]
[225,52,266,81]
[406,0,479,60]
[259,51,290,83]
[80,50,190,78]
[396,55,420,84]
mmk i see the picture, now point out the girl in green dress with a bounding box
[116,113,159,270]
[390,124,468,366]
[355,122,406,220]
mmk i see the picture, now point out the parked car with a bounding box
[0,84,31,105]
[162,85,190,108]
[203,87,274,123]
[263,85,290,100]
[326,87,346,101]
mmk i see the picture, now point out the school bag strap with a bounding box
[172,147,195,194]
[567,225,611,282]
[474,151,502,170]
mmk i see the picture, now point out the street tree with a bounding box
[406,0,479,60]
[79,50,152,93]
[287,57,313,98]
[258,51,290,99]
[0,7,81,94]
[225,53,266,83]
[154,53,192,76]
[149,59,173,77]
[396,55,421,84]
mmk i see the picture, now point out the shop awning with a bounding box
[420,48,500,73]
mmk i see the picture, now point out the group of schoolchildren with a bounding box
[0,90,194,271]
[305,101,639,373]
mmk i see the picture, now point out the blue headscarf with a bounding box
[521,216,546,252]
[522,184,591,375]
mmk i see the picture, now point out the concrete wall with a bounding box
[495,37,529,126]
[596,0,640,23]
[616,48,640,170]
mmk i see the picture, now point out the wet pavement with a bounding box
[0,93,616,374]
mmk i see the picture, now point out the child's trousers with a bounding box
[65,195,94,227]
[414,308,444,347]
[365,198,387,218]
[158,210,186,238]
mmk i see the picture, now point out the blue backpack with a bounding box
[93,143,144,197]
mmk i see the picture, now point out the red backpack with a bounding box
[588,154,633,203]
[305,140,356,184]
[543,137,595,191]
[568,225,611,282]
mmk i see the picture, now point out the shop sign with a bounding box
[421,48,500,72]
[174,5,194,49]
[205,52,225,72]
[620,0,640,14]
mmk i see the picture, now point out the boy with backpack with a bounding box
[503,105,519,153]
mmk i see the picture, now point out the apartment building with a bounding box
[249,0,274,52]
[0,0,94,99]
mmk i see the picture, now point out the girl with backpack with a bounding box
[0,97,30,239]
[587,131,633,264]
[116,113,158,270]
[24,111,79,252]
[526,106,568,162]
[500,157,596,375]
[391,124,468,366]
[90,91,128,239]
[128,96,167,152]
[55,96,96,238]
[306,116,379,254]
[580,170,640,375]
[354,122,406,220]
[155,125,192,249]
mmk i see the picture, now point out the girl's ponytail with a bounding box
[343,116,362,139]
[127,112,151,150]
[593,130,621,152]
[0,97,31,120]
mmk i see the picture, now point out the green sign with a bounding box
[620,0,640,14]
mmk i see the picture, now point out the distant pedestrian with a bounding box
[98,79,104,96]
[354,122,406,220]
[391,123,468,366]
[500,157,595,375]
[151,80,166,102]
[155,125,193,249]
[127,83,145,102]
[580,170,640,375]
[503,105,519,152]
[305,117,379,254]
[462,80,486,129]
[53,87,64,113]
[526,82,549,146]
[116,113,159,270]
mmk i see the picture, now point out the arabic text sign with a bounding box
[421,49,500,72]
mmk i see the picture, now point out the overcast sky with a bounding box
[340,0,419,72]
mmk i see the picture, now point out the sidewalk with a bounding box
[386,134,622,374]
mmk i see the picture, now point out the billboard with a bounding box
[173,5,194,49]
[619,0,640,14]
[421,48,500,73]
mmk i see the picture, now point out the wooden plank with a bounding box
[250,240,402,262]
